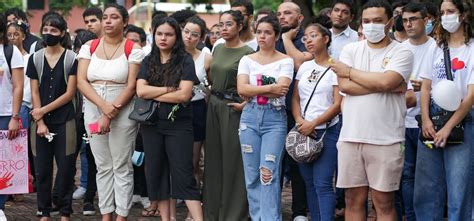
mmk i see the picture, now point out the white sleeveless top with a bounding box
[77,44,144,83]
[191,48,210,101]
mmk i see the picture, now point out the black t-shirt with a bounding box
[26,50,78,124]
[137,53,199,120]
[23,33,40,53]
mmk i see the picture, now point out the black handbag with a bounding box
[415,45,468,144]
[128,98,159,125]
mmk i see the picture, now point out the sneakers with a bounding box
[0,209,6,221]
[132,194,141,204]
[83,203,96,216]
[140,197,151,209]
[293,215,308,221]
[73,187,86,200]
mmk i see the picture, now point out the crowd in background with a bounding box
[0,0,473,221]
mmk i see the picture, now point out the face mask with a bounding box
[362,23,386,43]
[425,20,434,35]
[441,14,461,33]
[43,34,62,46]
[394,15,405,32]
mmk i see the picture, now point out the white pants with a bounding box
[84,83,137,217]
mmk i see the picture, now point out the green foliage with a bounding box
[48,0,90,16]
[253,0,280,12]
[0,0,22,12]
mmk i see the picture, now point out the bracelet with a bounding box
[11,113,21,120]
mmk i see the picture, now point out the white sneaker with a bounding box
[0,209,6,221]
[132,194,141,204]
[140,197,151,208]
[72,186,86,200]
[293,215,308,221]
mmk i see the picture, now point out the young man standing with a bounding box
[329,0,358,60]
[400,3,437,220]
[83,7,103,38]
[330,1,413,221]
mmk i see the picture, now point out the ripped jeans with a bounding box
[239,102,287,221]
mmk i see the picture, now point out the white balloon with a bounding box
[431,80,462,111]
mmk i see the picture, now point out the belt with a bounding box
[211,91,242,103]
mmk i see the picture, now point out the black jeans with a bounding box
[32,120,77,217]
[133,131,148,197]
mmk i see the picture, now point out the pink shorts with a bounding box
[336,141,404,192]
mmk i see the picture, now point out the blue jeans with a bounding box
[79,143,88,188]
[414,109,473,221]
[239,103,287,221]
[298,123,340,221]
[399,127,419,221]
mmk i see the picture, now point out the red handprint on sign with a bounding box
[0,172,14,190]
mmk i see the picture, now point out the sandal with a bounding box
[141,207,160,217]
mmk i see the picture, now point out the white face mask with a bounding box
[362,23,386,43]
[441,14,461,33]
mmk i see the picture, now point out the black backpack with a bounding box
[3,44,13,76]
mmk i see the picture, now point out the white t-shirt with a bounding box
[401,37,437,128]
[213,37,258,52]
[22,54,32,108]
[237,56,294,107]
[296,60,339,129]
[0,44,25,116]
[339,40,414,145]
[420,40,474,99]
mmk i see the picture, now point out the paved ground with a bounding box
[4,187,295,220]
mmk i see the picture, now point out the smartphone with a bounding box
[88,122,99,134]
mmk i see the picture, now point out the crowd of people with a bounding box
[0,0,473,220]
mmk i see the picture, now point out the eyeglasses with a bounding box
[218,21,235,29]
[182,28,201,39]
[208,31,221,38]
[402,16,423,24]
[7,32,21,39]
[301,32,319,43]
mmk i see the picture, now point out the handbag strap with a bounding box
[303,66,331,117]
[302,66,332,130]
[443,44,454,81]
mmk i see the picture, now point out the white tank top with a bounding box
[191,50,209,101]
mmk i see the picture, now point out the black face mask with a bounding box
[394,15,405,32]
[43,34,62,46]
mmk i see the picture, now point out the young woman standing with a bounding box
[415,0,474,220]
[0,13,24,216]
[237,15,293,221]
[77,4,144,220]
[292,17,342,221]
[203,10,254,221]
[136,17,203,221]
[27,12,77,220]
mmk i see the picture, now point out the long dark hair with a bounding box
[147,17,187,87]
[0,13,7,44]
[41,11,72,49]
[435,0,473,47]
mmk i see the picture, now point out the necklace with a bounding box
[103,39,122,60]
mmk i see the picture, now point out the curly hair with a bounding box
[434,0,473,47]
[147,17,187,87]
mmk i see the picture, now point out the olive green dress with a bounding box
[203,43,254,221]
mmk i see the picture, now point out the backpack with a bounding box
[3,44,13,77]
[32,49,81,117]
[89,38,135,59]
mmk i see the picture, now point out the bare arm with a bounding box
[406,90,416,108]
[154,80,195,103]
[136,79,174,99]
[350,69,405,92]
[337,77,373,96]
[76,59,107,109]
[420,78,436,139]
[281,29,313,70]
[11,67,23,116]
[237,74,291,98]
[291,80,304,124]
